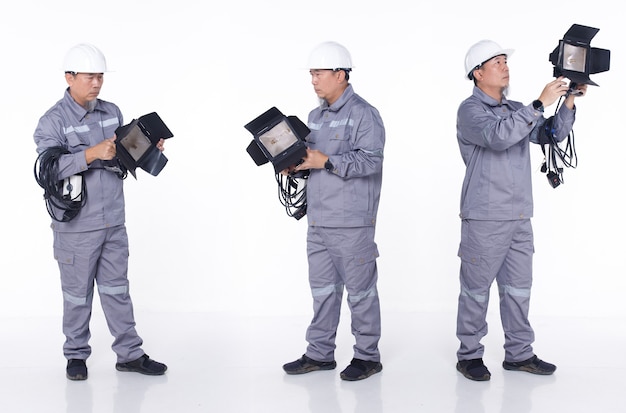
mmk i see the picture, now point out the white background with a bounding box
[1,0,623,326]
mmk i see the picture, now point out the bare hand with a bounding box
[563,82,588,109]
[86,136,117,164]
[294,148,327,171]
[281,165,297,175]
[570,83,588,97]
[537,76,570,108]
[156,138,165,152]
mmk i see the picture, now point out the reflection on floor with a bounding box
[0,311,623,413]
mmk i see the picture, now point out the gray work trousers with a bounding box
[305,226,381,362]
[53,225,144,363]
[456,219,536,363]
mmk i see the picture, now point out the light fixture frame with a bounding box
[549,24,610,86]
[245,107,309,174]
[115,112,173,178]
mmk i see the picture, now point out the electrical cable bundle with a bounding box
[275,171,308,220]
[539,97,577,188]
[34,146,86,222]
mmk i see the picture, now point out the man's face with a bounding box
[476,54,510,88]
[310,69,344,105]
[66,72,104,108]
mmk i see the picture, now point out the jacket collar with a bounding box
[472,85,510,107]
[321,84,354,112]
[63,87,102,121]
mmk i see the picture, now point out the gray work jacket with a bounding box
[457,86,575,221]
[305,85,385,228]
[34,89,125,232]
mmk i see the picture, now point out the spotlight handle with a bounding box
[567,81,583,97]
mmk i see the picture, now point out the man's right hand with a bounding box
[537,76,570,108]
[85,136,117,164]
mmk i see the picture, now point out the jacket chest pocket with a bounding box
[327,124,351,153]
[65,129,91,149]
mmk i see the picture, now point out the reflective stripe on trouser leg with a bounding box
[456,219,535,361]
[305,226,381,362]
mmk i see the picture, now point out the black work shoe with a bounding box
[502,355,556,375]
[66,359,88,381]
[283,354,337,375]
[115,354,167,376]
[456,358,491,381]
[340,358,383,381]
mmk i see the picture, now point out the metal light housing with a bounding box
[244,107,309,173]
[115,112,173,178]
[549,24,610,86]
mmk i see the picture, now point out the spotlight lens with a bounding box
[259,120,298,157]
[563,44,587,72]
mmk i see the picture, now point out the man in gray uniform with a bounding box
[34,43,167,380]
[282,41,385,381]
[455,39,587,381]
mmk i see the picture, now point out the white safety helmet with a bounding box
[464,40,514,80]
[63,43,108,73]
[308,41,353,70]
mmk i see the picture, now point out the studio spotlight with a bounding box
[115,112,174,178]
[549,23,610,88]
[244,106,309,174]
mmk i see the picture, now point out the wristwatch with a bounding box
[324,158,334,172]
[532,99,544,112]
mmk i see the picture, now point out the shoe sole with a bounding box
[66,373,87,381]
[283,363,337,375]
[115,365,167,375]
[340,363,383,381]
[502,364,555,375]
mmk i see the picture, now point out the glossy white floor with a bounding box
[1,310,623,413]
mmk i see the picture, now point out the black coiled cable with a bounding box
[34,146,87,222]
[275,171,308,220]
[539,97,577,188]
